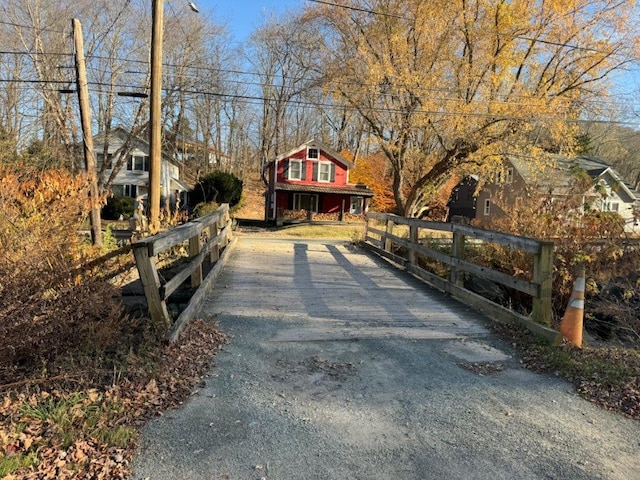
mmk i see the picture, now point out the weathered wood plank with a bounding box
[374,237,540,298]
[132,244,171,329]
[189,233,203,288]
[405,263,561,344]
[166,237,238,343]
[451,224,541,253]
[159,229,229,300]
[207,237,491,342]
[133,205,229,257]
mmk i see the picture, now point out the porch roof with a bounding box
[275,182,374,197]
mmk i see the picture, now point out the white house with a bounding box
[92,127,191,209]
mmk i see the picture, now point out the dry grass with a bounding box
[241,223,365,241]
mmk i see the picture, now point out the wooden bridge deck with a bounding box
[135,235,640,479]
[206,236,492,341]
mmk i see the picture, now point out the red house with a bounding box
[264,139,374,223]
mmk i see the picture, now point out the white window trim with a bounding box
[484,199,491,216]
[288,159,303,181]
[307,147,319,160]
[350,196,363,214]
[318,161,332,183]
[604,201,620,212]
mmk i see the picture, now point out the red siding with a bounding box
[276,191,289,210]
[321,195,345,213]
[276,149,349,186]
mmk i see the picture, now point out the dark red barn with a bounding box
[264,139,374,223]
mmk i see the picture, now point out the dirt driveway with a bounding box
[133,237,640,479]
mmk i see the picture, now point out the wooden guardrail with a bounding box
[132,204,234,343]
[364,213,560,343]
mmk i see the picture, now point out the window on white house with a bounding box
[288,160,302,180]
[495,171,502,183]
[484,199,491,215]
[96,153,113,169]
[350,196,363,214]
[127,155,149,171]
[605,201,619,212]
[293,193,318,212]
[318,162,332,182]
[125,185,138,198]
[113,184,138,198]
[307,147,319,160]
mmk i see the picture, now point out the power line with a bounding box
[0,50,73,57]
[82,65,640,111]
[2,71,638,113]
[0,19,66,34]
[306,0,409,19]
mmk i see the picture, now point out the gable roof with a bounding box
[507,154,640,201]
[92,127,181,166]
[267,138,355,169]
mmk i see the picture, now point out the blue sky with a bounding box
[188,0,639,122]
[196,0,304,42]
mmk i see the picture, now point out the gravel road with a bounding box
[133,237,640,480]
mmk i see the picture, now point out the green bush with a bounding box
[190,171,243,207]
[102,195,135,220]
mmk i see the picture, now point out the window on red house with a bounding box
[307,147,319,160]
[288,160,302,180]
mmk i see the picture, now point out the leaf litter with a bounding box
[0,319,227,479]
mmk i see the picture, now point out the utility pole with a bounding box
[149,0,164,233]
[149,1,198,233]
[73,18,102,247]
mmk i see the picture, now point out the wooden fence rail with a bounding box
[364,213,560,343]
[132,204,234,343]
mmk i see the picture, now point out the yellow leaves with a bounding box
[349,153,396,212]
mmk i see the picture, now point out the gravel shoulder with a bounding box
[133,237,640,480]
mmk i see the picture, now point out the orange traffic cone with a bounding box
[559,265,586,347]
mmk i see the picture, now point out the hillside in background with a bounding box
[234,172,266,220]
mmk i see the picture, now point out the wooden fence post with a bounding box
[384,217,395,253]
[189,232,203,288]
[450,228,466,287]
[363,215,370,242]
[132,244,172,330]
[209,222,220,263]
[408,224,418,265]
[224,210,232,243]
[532,241,554,326]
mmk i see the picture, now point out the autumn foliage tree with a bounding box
[345,152,395,212]
[306,0,638,217]
[0,166,124,379]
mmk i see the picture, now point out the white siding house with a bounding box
[93,128,190,208]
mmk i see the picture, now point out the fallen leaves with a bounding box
[0,319,227,479]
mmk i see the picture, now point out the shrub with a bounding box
[102,195,135,220]
[469,188,639,341]
[0,165,128,381]
[190,171,243,207]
